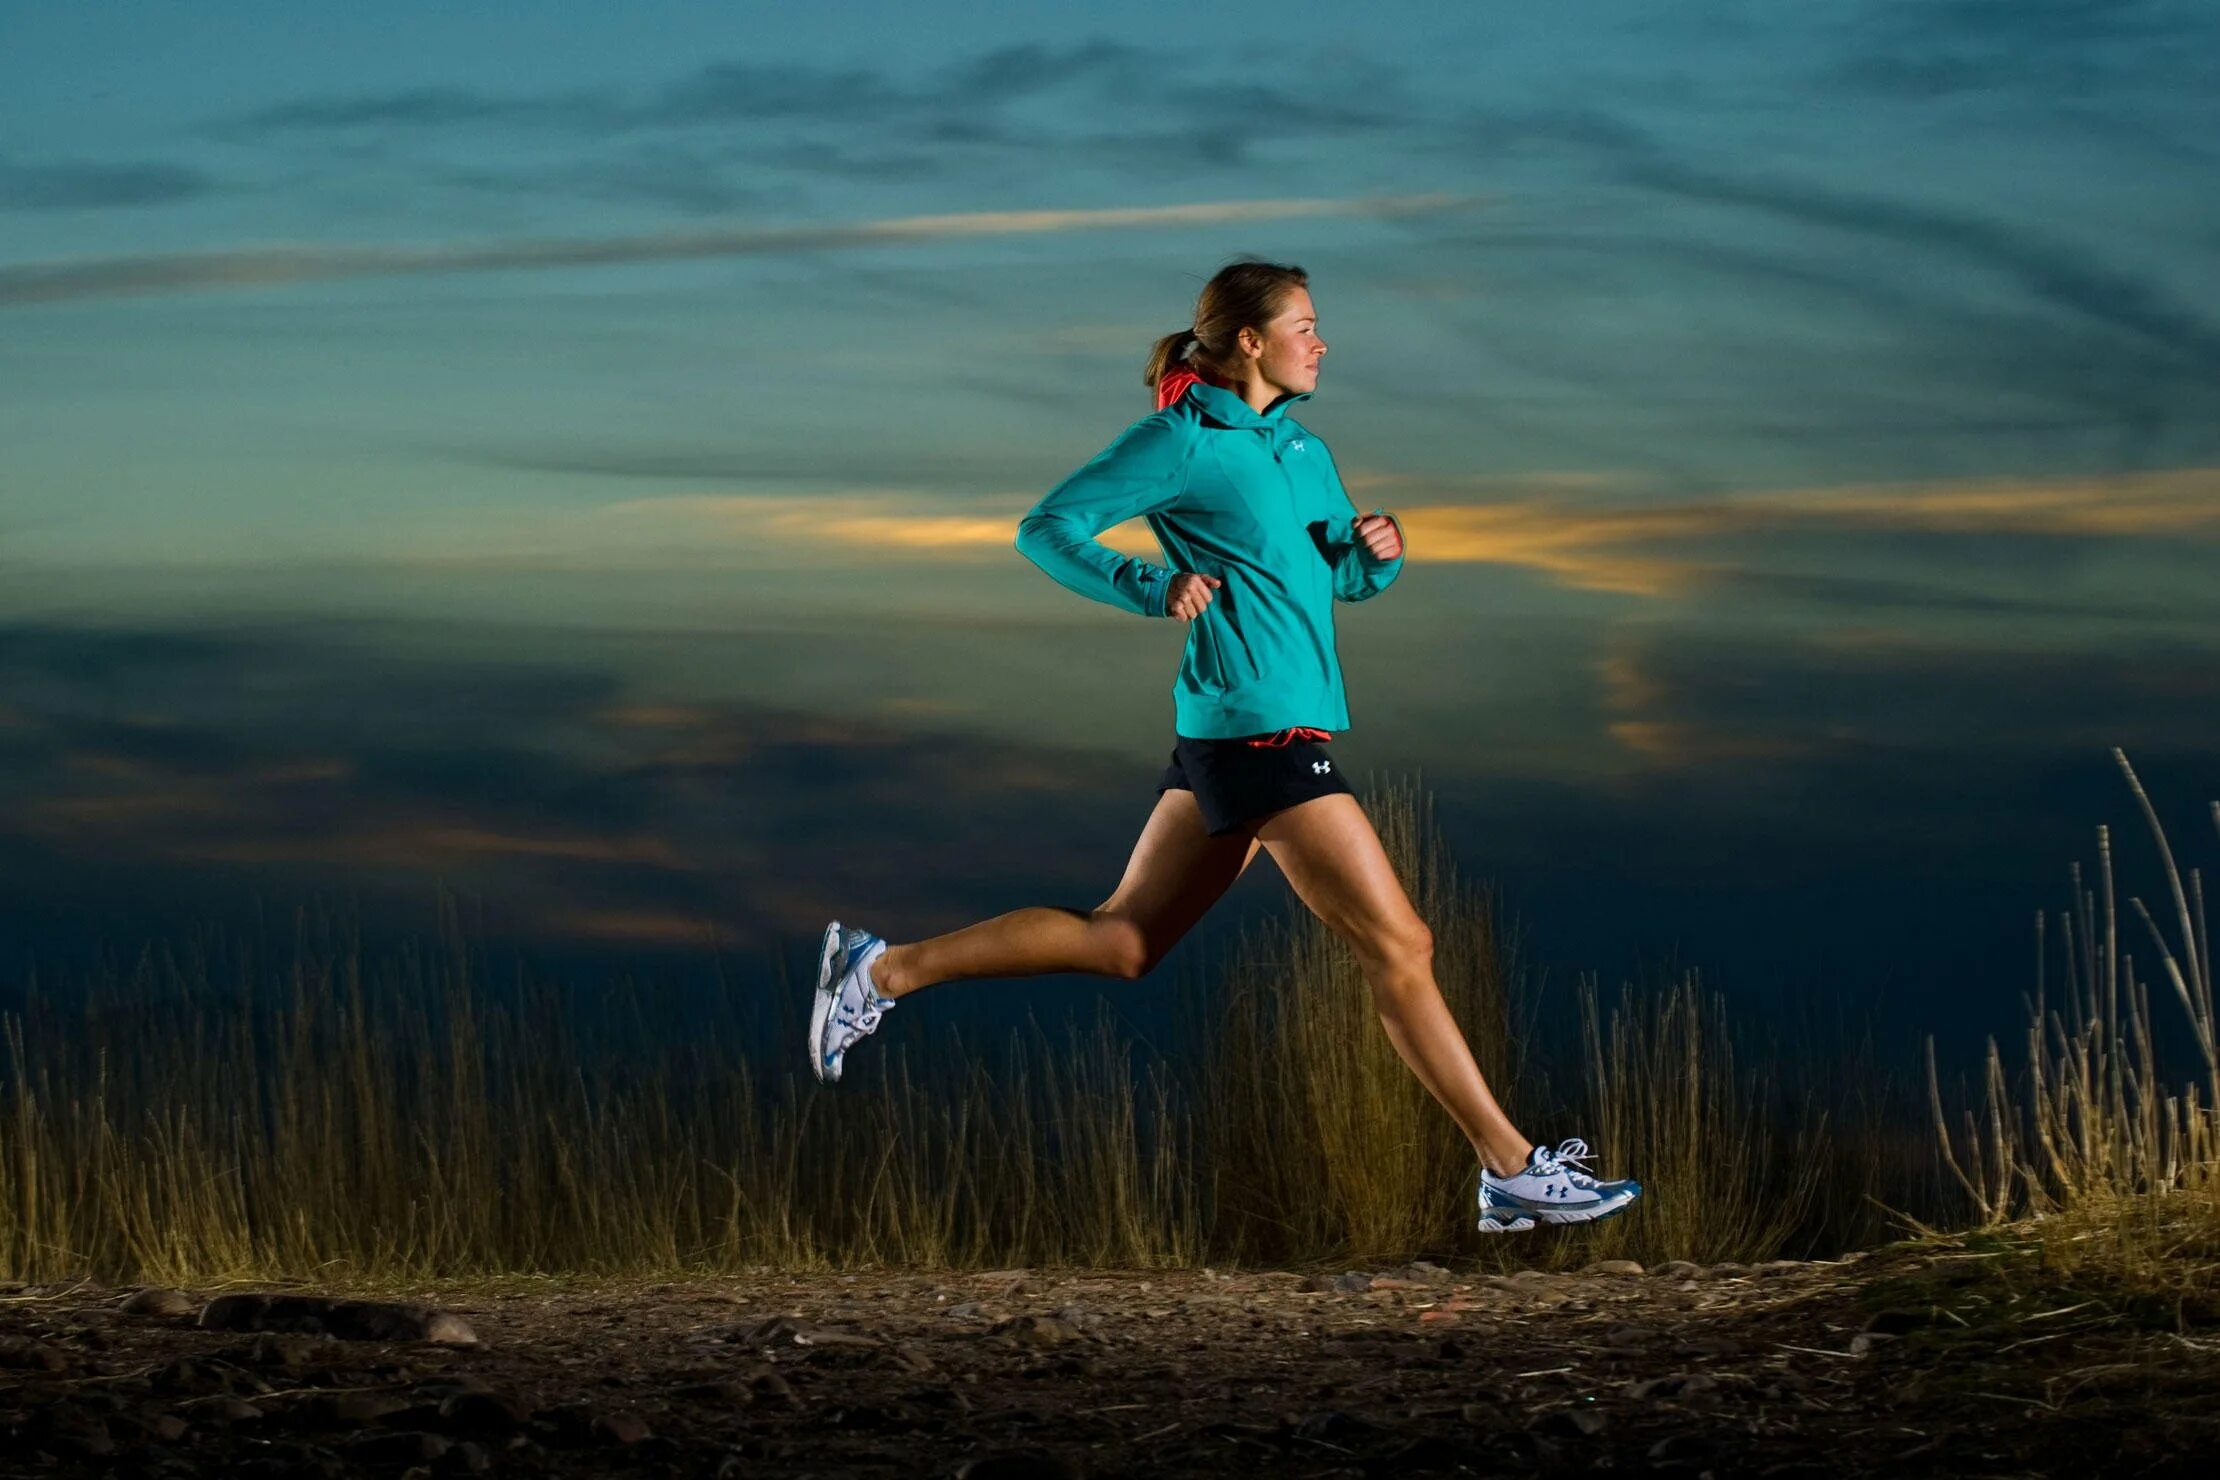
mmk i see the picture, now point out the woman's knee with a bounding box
[1087,909,1155,980]
[1356,915,1434,973]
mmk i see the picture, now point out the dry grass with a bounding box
[1193,775,1850,1268]
[0,762,2080,1287]
[1927,747,2219,1318]
[1194,774,1525,1263]
[1565,974,1833,1266]
[0,933,1210,1282]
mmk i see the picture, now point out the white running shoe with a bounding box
[1477,1137,1642,1232]
[810,921,895,1083]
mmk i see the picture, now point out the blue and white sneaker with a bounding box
[1477,1138,1642,1232]
[810,921,895,1083]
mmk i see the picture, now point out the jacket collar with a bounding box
[1183,380,1311,438]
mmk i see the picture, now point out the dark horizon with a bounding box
[4,606,2212,1086]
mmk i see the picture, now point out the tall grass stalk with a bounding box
[1568,973,1830,1266]
[1928,749,2218,1243]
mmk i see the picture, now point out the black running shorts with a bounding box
[1155,733,1355,837]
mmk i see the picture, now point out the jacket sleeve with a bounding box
[1315,441,1404,603]
[1330,507,1406,602]
[1014,414,1190,618]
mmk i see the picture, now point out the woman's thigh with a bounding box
[1254,793,1429,962]
[1094,787,1265,967]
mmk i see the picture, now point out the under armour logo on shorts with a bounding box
[1312,759,1332,774]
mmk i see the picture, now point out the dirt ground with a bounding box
[3,1242,2214,1478]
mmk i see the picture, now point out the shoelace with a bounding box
[832,952,891,1050]
[833,993,881,1044]
[1534,1137,1602,1189]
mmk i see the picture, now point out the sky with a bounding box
[3,0,2217,1074]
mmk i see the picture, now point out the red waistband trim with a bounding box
[1241,726,1334,747]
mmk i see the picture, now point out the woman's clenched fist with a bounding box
[1164,572,1222,621]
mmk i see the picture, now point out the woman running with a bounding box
[811,259,1640,1233]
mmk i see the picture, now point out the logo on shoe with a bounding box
[1312,759,1332,774]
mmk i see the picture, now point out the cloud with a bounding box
[1602,719,1814,769]
[177,823,690,871]
[937,40,1154,103]
[363,489,1033,571]
[428,440,1045,492]
[0,154,215,211]
[0,192,1482,308]
[213,82,627,136]
[204,39,1374,151]
[1386,499,1731,597]
[425,143,766,216]
[1407,213,2218,468]
[1612,157,2220,378]
[1828,0,2195,99]
[543,907,732,947]
[1352,465,2220,597]
[1593,641,1822,771]
[1419,103,1659,166]
[1590,615,2220,776]
[80,464,2206,603]
[1735,468,2220,536]
[738,138,944,184]
[1689,567,2180,623]
[31,785,233,827]
[0,618,1160,965]
[591,703,724,729]
[194,41,1416,194]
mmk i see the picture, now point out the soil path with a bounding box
[2,1245,2210,1477]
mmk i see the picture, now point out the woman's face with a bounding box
[1240,287,1326,396]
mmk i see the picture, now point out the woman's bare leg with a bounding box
[871,787,1263,1000]
[1254,792,1533,1176]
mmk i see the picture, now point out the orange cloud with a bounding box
[544,909,724,946]
[593,703,723,729]
[61,751,165,780]
[2,193,1482,308]
[1592,652,1670,715]
[252,758,355,783]
[376,464,2220,595]
[1354,466,2220,596]
[181,824,690,871]
[1592,649,1816,771]
[1387,503,1731,596]
[31,788,230,826]
[1604,719,1811,768]
[878,696,972,718]
[1755,468,2220,536]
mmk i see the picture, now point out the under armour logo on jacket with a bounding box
[1312,759,1332,774]
[1288,439,1305,452]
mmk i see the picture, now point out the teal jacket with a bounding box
[1014,380,1404,739]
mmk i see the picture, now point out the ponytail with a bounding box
[1143,327,1202,391]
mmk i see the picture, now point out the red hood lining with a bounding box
[1154,362,1234,412]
